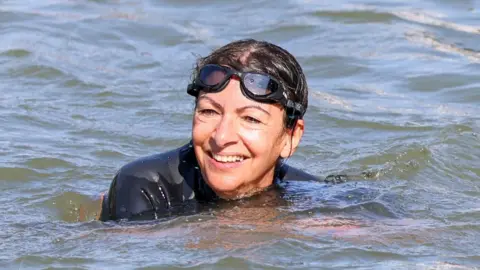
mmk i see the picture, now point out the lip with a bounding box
[206,151,246,170]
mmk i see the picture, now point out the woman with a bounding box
[99,39,320,221]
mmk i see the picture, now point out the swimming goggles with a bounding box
[187,64,305,119]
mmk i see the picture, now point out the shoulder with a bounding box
[100,143,196,221]
[277,163,320,182]
[118,145,186,180]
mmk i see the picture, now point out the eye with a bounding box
[197,109,218,116]
[243,116,262,124]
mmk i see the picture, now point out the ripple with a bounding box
[123,61,161,71]
[406,30,480,62]
[8,64,65,80]
[43,191,102,222]
[61,78,105,90]
[0,10,22,23]
[394,10,480,34]
[12,255,95,269]
[302,55,371,78]
[352,144,432,180]
[94,90,142,98]
[0,48,31,58]
[311,9,396,24]
[320,112,435,131]
[311,91,353,111]
[295,201,399,219]
[11,113,62,130]
[0,167,50,182]
[281,181,404,218]
[247,24,318,42]
[407,73,479,92]
[24,157,74,170]
[138,137,190,148]
[448,209,480,223]
[70,114,88,121]
[91,149,127,159]
[94,101,116,109]
[165,21,215,45]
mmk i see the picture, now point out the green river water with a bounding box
[0,0,479,269]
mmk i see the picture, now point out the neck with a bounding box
[212,169,276,200]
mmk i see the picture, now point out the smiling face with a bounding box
[192,77,304,199]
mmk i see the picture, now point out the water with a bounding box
[1,0,479,269]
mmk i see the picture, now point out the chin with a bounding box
[204,173,244,193]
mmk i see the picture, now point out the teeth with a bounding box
[212,153,244,163]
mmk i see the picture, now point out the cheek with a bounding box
[240,127,285,156]
[192,117,212,143]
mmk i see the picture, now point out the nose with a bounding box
[212,114,239,148]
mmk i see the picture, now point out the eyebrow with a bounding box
[237,105,271,116]
[197,95,222,110]
[197,95,271,116]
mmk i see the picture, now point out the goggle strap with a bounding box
[286,100,305,118]
[187,83,199,97]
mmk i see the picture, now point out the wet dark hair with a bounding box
[192,39,308,128]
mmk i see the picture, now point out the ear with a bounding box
[280,119,304,158]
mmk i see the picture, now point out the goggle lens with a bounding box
[243,73,274,96]
[198,65,227,86]
[198,64,275,96]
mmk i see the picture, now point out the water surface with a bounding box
[1,0,479,269]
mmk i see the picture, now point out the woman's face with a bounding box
[192,77,304,199]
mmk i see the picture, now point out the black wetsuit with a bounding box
[99,142,320,221]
